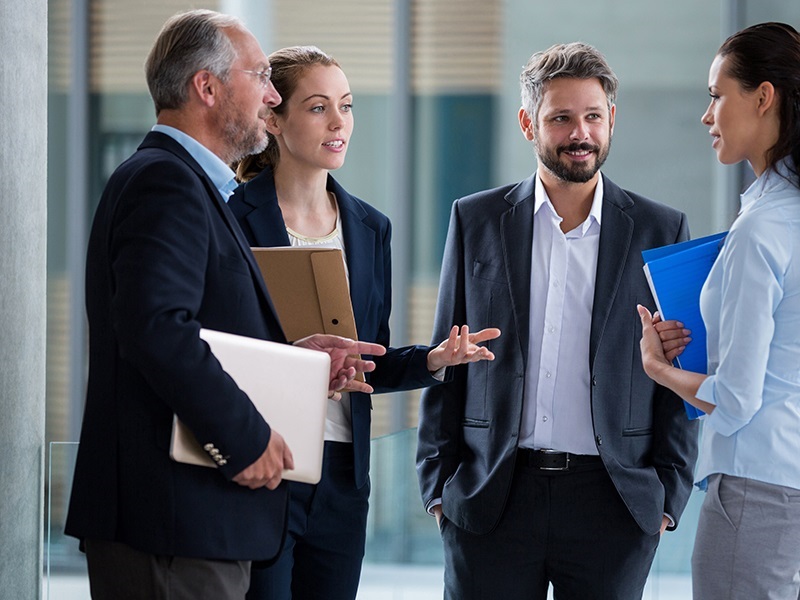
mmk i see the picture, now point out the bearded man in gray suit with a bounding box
[417,42,699,600]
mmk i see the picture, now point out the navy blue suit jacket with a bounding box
[229,166,438,487]
[66,132,290,561]
[416,174,699,536]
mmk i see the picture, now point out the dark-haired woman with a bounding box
[638,22,800,599]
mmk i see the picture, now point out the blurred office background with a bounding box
[44,0,800,597]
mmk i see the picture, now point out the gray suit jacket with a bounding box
[416,173,699,536]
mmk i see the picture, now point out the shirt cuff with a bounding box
[430,367,447,382]
[427,498,442,515]
[698,375,752,437]
[695,375,717,406]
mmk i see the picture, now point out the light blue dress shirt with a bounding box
[695,157,800,491]
[151,124,238,201]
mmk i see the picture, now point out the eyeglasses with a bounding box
[236,66,273,88]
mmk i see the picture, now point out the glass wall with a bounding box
[45,0,800,596]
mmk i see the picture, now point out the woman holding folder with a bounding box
[638,23,800,599]
[228,46,500,600]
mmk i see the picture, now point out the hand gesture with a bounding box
[294,334,386,399]
[426,325,502,372]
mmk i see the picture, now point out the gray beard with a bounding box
[222,115,268,165]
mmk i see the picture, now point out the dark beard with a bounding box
[536,140,611,183]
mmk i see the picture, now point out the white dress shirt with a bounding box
[695,157,800,491]
[519,175,603,455]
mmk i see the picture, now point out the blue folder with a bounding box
[642,231,727,419]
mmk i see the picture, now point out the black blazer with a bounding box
[66,132,290,561]
[228,166,439,488]
[416,174,699,536]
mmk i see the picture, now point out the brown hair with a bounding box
[519,42,618,125]
[717,22,800,182]
[236,46,340,182]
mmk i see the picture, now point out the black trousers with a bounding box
[84,538,250,600]
[441,457,660,600]
[246,441,370,600]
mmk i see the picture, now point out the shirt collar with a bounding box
[152,124,237,201]
[739,156,798,215]
[534,172,604,233]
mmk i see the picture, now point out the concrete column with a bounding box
[0,0,48,597]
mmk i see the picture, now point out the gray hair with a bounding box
[145,9,242,115]
[520,42,619,123]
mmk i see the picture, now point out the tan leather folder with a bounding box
[251,247,363,383]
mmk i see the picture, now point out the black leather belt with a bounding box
[516,448,602,471]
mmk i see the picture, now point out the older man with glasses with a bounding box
[64,10,384,600]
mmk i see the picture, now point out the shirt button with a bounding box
[545,371,551,378]
[542,416,548,422]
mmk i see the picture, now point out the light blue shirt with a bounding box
[151,124,238,201]
[695,157,800,491]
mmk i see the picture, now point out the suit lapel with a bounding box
[209,182,285,330]
[590,175,634,367]
[142,134,284,328]
[239,169,292,248]
[500,176,536,365]
[332,177,374,338]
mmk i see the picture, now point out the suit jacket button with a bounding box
[596,434,603,446]
[218,459,227,466]
[592,376,597,386]
[203,443,214,451]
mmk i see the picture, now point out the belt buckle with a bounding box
[539,449,570,471]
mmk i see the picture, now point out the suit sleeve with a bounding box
[416,201,469,511]
[650,212,700,528]
[106,159,270,477]
[367,216,441,393]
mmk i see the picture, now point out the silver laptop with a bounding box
[169,328,330,484]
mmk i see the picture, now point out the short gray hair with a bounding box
[145,9,242,115]
[520,42,619,123]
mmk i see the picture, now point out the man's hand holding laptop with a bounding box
[233,335,385,490]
